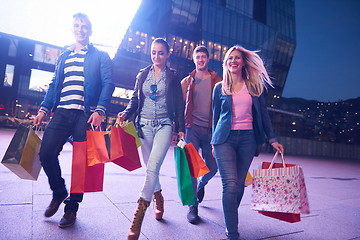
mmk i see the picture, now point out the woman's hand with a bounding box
[271,142,284,154]
[117,112,127,122]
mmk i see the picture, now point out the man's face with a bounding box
[193,51,209,71]
[72,18,92,46]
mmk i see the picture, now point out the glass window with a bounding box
[28,69,53,92]
[8,38,18,57]
[4,64,15,87]
[33,44,61,64]
[112,87,134,99]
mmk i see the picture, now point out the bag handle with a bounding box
[90,124,103,131]
[268,151,286,169]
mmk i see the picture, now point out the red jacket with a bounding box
[181,69,222,128]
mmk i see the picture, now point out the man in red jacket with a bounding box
[181,46,222,224]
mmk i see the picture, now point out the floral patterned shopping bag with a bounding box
[251,152,310,215]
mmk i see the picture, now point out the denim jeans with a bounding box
[139,118,173,202]
[213,130,256,240]
[39,108,91,212]
[185,124,218,206]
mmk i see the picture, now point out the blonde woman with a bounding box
[211,45,284,240]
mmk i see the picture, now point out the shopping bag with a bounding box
[184,143,210,178]
[116,119,142,148]
[110,125,141,171]
[70,141,105,193]
[1,124,42,180]
[251,151,310,222]
[86,129,111,166]
[244,171,252,187]
[174,145,196,206]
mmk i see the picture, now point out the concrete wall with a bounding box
[277,136,360,160]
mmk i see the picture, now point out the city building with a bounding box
[113,0,296,108]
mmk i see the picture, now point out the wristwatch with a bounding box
[95,110,106,116]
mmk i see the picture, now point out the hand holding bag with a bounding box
[116,119,142,148]
[251,151,310,222]
[1,124,42,180]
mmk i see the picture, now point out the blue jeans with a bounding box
[185,124,218,206]
[139,118,173,202]
[39,108,90,212]
[213,130,256,240]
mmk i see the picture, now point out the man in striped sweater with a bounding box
[33,13,114,228]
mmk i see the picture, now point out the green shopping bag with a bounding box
[174,146,196,206]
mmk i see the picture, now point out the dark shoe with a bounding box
[59,211,76,228]
[187,206,199,224]
[197,186,205,203]
[44,194,68,217]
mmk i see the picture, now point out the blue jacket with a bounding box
[211,82,277,156]
[40,44,114,114]
[124,65,185,138]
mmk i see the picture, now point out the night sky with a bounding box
[282,0,360,102]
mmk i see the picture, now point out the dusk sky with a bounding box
[282,0,360,102]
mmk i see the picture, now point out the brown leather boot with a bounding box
[153,190,164,220]
[128,198,150,240]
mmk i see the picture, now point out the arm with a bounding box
[180,76,189,101]
[88,51,114,127]
[174,72,185,134]
[212,83,221,134]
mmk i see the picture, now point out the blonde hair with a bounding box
[222,45,273,96]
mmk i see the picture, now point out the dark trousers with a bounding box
[39,108,90,212]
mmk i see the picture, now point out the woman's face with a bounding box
[226,49,244,75]
[151,42,170,69]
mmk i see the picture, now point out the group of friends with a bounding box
[33,13,284,240]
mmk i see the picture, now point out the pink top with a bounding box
[231,84,253,130]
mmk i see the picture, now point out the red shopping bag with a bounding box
[184,143,210,178]
[86,129,111,166]
[70,141,105,193]
[110,125,141,171]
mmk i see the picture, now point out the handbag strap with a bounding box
[90,124,102,131]
[268,151,286,169]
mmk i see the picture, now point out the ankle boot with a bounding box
[153,190,164,220]
[128,198,150,240]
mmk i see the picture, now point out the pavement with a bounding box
[0,127,360,240]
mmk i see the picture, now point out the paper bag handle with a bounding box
[268,151,286,169]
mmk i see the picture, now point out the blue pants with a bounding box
[39,108,90,212]
[139,118,173,202]
[185,124,218,206]
[213,130,256,240]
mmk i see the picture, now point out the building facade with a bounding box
[113,0,296,107]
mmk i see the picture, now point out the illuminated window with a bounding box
[33,44,61,64]
[4,64,14,87]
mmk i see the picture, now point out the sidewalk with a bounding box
[1,127,360,240]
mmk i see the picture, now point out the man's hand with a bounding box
[33,111,45,126]
[87,112,104,127]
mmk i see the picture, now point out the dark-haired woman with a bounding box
[117,38,185,240]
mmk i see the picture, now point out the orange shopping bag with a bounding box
[110,125,141,171]
[70,141,105,193]
[86,128,111,166]
[184,143,210,178]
